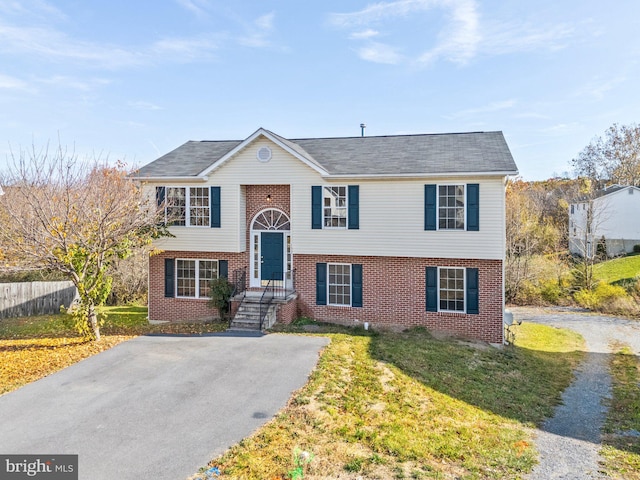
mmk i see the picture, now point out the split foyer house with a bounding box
[135,128,518,344]
[569,184,640,257]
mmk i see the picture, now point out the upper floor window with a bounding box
[158,186,212,227]
[324,186,347,228]
[424,183,478,232]
[312,185,359,230]
[438,185,465,230]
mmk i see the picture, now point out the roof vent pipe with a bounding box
[360,123,366,137]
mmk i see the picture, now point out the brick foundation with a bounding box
[295,254,504,344]
[148,251,245,322]
[149,250,504,343]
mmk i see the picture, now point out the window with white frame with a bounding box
[189,187,210,227]
[328,263,351,306]
[439,267,465,312]
[166,187,186,226]
[323,186,347,228]
[175,259,218,298]
[438,185,465,230]
[164,187,209,227]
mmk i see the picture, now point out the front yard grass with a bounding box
[601,343,640,479]
[196,322,585,479]
[0,306,227,395]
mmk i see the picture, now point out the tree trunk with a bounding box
[88,304,101,341]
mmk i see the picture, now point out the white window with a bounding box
[189,187,210,227]
[328,263,351,306]
[165,187,209,227]
[438,185,465,230]
[176,259,218,298]
[323,186,347,228]
[439,267,465,312]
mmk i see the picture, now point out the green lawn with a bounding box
[194,321,585,480]
[601,343,640,479]
[0,310,590,479]
[594,254,640,284]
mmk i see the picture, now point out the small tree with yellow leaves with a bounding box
[0,145,167,340]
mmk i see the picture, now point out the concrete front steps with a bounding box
[227,291,297,332]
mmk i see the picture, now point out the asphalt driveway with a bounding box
[0,332,329,480]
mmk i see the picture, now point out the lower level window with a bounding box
[328,263,351,306]
[439,267,464,312]
[176,259,219,298]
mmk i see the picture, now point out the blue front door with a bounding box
[261,232,284,283]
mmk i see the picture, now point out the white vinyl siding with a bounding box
[294,176,506,260]
[147,138,507,260]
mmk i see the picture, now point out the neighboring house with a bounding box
[134,128,518,344]
[569,185,640,257]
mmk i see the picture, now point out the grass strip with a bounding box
[0,305,227,395]
[601,343,640,479]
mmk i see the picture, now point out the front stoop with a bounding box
[228,293,296,332]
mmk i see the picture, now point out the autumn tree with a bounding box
[0,145,165,340]
[572,123,640,187]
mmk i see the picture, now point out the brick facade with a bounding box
[294,254,503,344]
[150,248,503,343]
[148,251,245,322]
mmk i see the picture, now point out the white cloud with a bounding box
[37,75,111,91]
[174,0,210,18]
[330,0,480,66]
[349,29,379,40]
[480,21,575,55]
[0,73,29,90]
[356,42,403,64]
[239,12,276,48]
[0,23,145,68]
[574,76,627,101]
[152,34,221,60]
[0,0,66,21]
[128,101,163,111]
[330,0,581,67]
[446,99,517,119]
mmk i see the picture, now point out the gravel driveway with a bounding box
[510,306,640,479]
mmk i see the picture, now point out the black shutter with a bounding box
[351,264,363,307]
[424,185,436,231]
[164,258,175,298]
[467,184,479,231]
[348,185,359,230]
[219,260,228,279]
[312,186,322,229]
[466,268,479,314]
[425,266,437,312]
[316,263,327,305]
[210,186,221,228]
[156,186,166,207]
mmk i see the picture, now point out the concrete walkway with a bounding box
[0,333,329,480]
[511,307,640,479]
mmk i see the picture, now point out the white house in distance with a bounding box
[569,184,640,257]
[134,128,518,344]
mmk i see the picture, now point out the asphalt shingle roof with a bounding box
[135,130,518,178]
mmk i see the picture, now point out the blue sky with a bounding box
[1,0,639,180]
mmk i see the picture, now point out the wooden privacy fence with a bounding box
[0,281,78,319]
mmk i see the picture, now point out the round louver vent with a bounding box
[257,146,272,162]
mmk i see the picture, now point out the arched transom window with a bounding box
[252,209,290,231]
